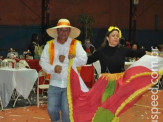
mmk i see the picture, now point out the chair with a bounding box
[92,60,101,81]
[2,58,16,68]
[0,59,2,67]
[37,69,49,107]
[3,58,16,63]
[12,92,31,107]
[124,61,133,70]
[80,65,95,88]
[0,96,3,110]
[159,76,163,88]
[18,60,30,68]
[26,56,33,59]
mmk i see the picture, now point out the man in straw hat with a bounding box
[40,18,87,122]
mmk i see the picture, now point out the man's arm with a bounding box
[39,44,56,74]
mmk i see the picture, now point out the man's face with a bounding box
[57,28,71,43]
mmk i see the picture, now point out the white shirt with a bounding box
[40,37,87,88]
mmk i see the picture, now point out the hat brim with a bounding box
[46,25,80,39]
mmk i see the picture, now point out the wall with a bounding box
[0,0,163,56]
[0,0,162,29]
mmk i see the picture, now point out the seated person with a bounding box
[125,40,131,48]
[23,50,33,59]
[7,48,19,59]
[130,43,143,61]
[131,43,138,50]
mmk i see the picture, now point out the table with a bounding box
[0,68,38,107]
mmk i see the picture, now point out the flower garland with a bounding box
[47,40,55,65]
[108,26,122,38]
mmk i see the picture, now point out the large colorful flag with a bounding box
[67,55,163,122]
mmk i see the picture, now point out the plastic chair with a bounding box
[18,60,30,68]
[37,69,49,107]
[159,77,163,88]
[80,65,95,88]
[12,92,31,107]
[0,59,2,67]
[3,58,16,64]
[92,60,101,81]
[0,96,3,110]
[26,56,33,59]
[2,58,16,68]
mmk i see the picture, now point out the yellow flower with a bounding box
[108,26,122,38]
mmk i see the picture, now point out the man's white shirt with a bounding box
[40,37,87,88]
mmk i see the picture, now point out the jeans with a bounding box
[47,85,70,122]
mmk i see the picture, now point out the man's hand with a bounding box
[54,65,62,73]
[68,54,75,59]
[59,55,65,63]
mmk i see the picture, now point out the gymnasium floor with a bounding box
[0,90,162,122]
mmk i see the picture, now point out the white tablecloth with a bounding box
[0,68,38,107]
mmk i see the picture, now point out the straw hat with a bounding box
[46,19,80,39]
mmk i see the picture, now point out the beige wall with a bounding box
[0,0,162,29]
